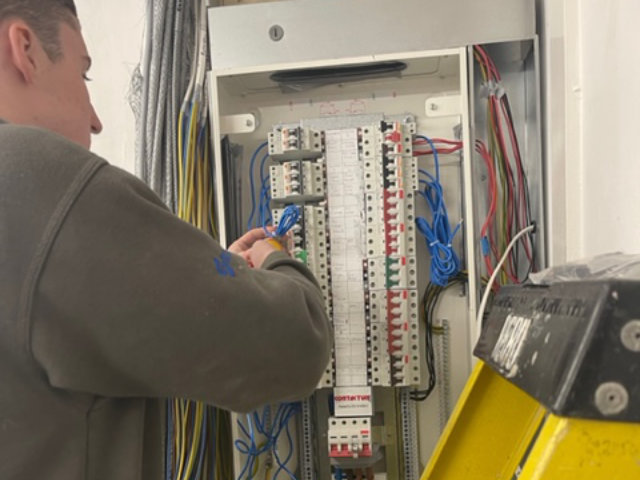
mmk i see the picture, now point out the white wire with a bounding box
[193,0,209,124]
[179,0,200,114]
[194,0,208,91]
[476,224,535,326]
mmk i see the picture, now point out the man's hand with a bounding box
[245,238,286,269]
[227,228,268,264]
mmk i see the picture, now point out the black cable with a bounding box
[410,272,467,401]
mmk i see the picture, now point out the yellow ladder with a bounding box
[422,280,640,479]
[422,362,640,479]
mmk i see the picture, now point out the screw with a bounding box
[430,103,438,111]
[245,119,253,127]
[594,382,629,416]
[621,320,640,352]
[269,25,284,42]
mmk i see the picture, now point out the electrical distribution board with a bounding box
[207,1,542,479]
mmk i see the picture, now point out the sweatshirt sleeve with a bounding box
[30,164,332,412]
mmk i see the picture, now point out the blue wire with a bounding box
[258,177,272,231]
[234,416,255,480]
[235,411,274,480]
[282,405,299,475]
[234,403,299,480]
[209,407,216,480]
[191,407,208,480]
[252,405,272,437]
[197,120,207,155]
[273,407,297,480]
[184,403,197,475]
[256,171,300,238]
[253,153,301,238]
[276,206,300,237]
[247,142,268,230]
[414,135,462,286]
[258,153,273,230]
[259,153,270,193]
[235,448,252,480]
[181,102,192,169]
[165,400,173,480]
[264,204,300,238]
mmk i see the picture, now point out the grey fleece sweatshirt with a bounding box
[0,120,331,479]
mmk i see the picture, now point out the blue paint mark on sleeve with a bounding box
[214,251,236,277]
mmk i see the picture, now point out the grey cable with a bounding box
[168,0,185,213]
[142,0,164,184]
[133,0,197,210]
[132,0,155,182]
[150,0,175,204]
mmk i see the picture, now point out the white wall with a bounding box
[75,0,146,173]
[578,1,640,257]
[544,0,640,262]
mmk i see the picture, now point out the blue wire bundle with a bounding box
[267,204,300,238]
[257,175,300,238]
[235,403,300,480]
[248,142,301,238]
[414,135,462,286]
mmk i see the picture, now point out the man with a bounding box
[0,1,331,479]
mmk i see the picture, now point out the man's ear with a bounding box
[7,21,42,84]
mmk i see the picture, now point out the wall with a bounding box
[543,0,640,262]
[76,0,145,173]
[577,1,640,257]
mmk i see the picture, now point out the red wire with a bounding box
[476,141,498,275]
[414,146,463,155]
[473,46,490,79]
[501,98,533,264]
[493,97,530,280]
[489,96,519,283]
[476,142,497,229]
[412,138,463,156]
[413,138,463,146]
[473,45,501,82]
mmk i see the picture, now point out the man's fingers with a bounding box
[240,250,254,268]
[239,228,268,246]
[246,238,285,269]
[228,228,268,253]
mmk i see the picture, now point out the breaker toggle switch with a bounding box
[385,130,402,143]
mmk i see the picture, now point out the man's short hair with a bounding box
[0,1,78,61]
